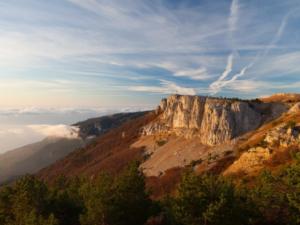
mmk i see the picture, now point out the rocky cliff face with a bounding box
[143,95,287,146]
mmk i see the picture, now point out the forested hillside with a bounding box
[1,156,300,225]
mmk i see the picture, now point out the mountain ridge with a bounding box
[143,94,287,145]
[37,93,300,187]
[0,111,147,184]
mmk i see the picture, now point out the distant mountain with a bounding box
[74,111,147,138]
[38,93,300,197]
[38,112,157,181]
[0,138,83,184]
[0,111,147,184]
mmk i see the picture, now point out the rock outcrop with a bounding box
[224,121,300,176]
[143,95,287,146]
[224,147,272,175]
[264,123,300,148]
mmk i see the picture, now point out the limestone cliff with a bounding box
[143,95,287,146]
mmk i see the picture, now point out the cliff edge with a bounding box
[143,95,287,145]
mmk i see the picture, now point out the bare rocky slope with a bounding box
[137,94,291,176]
[224,104,300,177]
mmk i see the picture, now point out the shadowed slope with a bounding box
[0,111,147,185]
[0,138,83,184]
[38,112,157,181]
[74,111,147,138]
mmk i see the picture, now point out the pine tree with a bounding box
[168,170,257,225]
[80,161,152,225]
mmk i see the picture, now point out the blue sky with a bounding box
[1,0,300,108]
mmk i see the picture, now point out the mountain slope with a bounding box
[137,95,289,176]
[38,94,300,196]
[0,111,147,184]
[74,111,147,138]
[260,93,300,103]
[224,108,300,177]
[0,138,83,184]
[38,111,157,181]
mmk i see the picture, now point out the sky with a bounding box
[1,0,300,108]
[1,0,300,152]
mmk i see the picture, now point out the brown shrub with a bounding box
[146,167,182,199]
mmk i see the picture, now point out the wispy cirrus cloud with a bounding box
[174,67,209,80]
[209,0,240,94]
[209,0,300,95]
[0,0,299,106]
[251,51,300,76]
[1,0,300,153]
[229,0,239,37]
[227,7,300,87]
[128,80,196,96]
[209,54,234,94]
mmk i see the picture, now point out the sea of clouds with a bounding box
[0,106,153,154]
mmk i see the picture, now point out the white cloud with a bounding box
[229,0,239,34]
[28,124,80,139]
[220,54,234,81]
[150,59,221,81]
[209,54,234,94]
[220,8,299,90]
[0,0,299,101]
[0,128,24,135]
[263,9,299,57]
[173,67,210,80]
[128,80,196,95]
[254,51,300,76]
[0,0,229,80]
[221,79,300,94]
[224,80,266,92]
[0,106,153,117]
[208,0,239,95]
[0,125,42,154]
[209,5,300,95]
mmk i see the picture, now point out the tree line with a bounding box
[0,156,300,225]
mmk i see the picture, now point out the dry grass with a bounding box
[266,145,299,168]
[260,93,300,103]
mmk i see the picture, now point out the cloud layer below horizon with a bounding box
[0,106,151,153]
[0,0,300,107]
